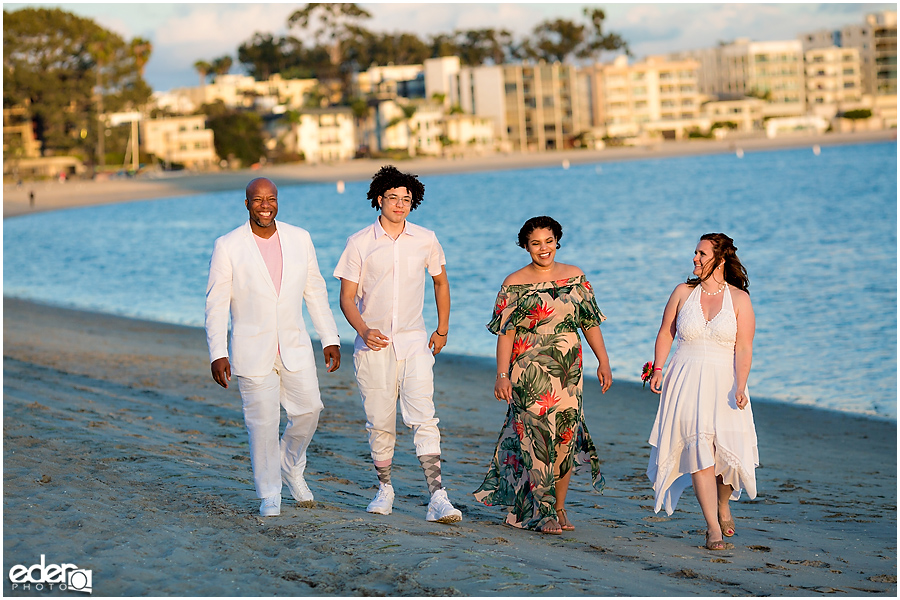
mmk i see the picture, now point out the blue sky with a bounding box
[4,2,895,91]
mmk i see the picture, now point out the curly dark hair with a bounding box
[367,165,425,210]
[686,232,750,292]
[517,216,563,249]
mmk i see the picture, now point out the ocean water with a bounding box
[4,141,896,420]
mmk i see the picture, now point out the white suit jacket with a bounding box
[205,220,340,377]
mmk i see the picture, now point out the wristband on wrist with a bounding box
[653,367,662,371]
[497,372,507,379]
[435,330,448,337]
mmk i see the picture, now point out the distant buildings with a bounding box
[585,55,703,140]
[840,11,897,96]
[670,39,807,118]
[7,8,896,179]
[142,115,217,169]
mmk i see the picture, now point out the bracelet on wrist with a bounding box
[497,373,507,379]
[435,330,448,337]
[653,367,662,371]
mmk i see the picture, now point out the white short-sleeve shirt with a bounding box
[334,218,446,360]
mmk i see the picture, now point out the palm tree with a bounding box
[194,60,212,87]
[211,56,233,81]
[130,37,153,76]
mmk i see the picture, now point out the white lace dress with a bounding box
[646,284,759,515]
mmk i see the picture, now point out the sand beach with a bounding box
[3,131,897,596]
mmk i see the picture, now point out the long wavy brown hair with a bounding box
[686,233,750,293]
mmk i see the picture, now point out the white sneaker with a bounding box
[282,471,314,505]
[259,495,280,517]
[367,483,394,515]
[426,489,462,523]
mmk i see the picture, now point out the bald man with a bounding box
[205,177,341,517]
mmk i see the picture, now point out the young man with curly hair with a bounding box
[333,165,462,523]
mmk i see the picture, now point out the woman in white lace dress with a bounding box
[646,233,758,551]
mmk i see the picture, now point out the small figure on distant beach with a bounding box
[646,233,759,551]
[474,216,612,534]
[334,165,462,524]
[29,190,35,209]
[205,177,342,517]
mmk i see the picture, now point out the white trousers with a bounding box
[237,354,323,499]
[353,345,441,462]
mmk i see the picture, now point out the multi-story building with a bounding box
[152,74,321,114]
[501,62,589,151]
[804,47,863,117]
[142,115,216,169]
[3,106,42,160]
[842,11,897,95]
[290,107,356,163]
[672,39,806,118]
[584,55,704,140]
[435,59,589,152]
[701,97,766,133]
[355,64,425,99]
[800,29,841,52]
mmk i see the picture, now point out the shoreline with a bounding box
[4,294,897,424]
[3,295,896,596]
[4,129,895,219]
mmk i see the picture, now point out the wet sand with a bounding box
[2,297,896,596]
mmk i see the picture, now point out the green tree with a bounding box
[457,28,514,66]
[211,55,233,81]
[3,7,152,166]
[841,109,872,120]
[194,60,212,85]
[237,33,320,81]
[287,3,372,68]
[523,8,628,63]
[200,101,266,168]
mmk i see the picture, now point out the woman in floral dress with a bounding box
[473,216,613,534]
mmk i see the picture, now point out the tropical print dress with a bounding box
[473,275,606,530]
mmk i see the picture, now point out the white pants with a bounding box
[236,354,323,499]
[353,345,441,462]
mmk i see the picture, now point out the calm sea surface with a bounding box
[4,141,896,419]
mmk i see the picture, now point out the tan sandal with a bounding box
[556,508,575,531]
[705,531,726,551]
[537,518,563,535]
[719,518,736,537]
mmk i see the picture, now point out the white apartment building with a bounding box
[372,101,442,156]
[804,47,863,118]
[701,97,766,133]
[152,74,320,114]
[501,62,589,151]
[355,64,425,98]
[442,113,496,155]
[142,115,216,169]
[291,108,356,163]
[672,39,806,118]
[842,11,897,95]
[585,55,704,140]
